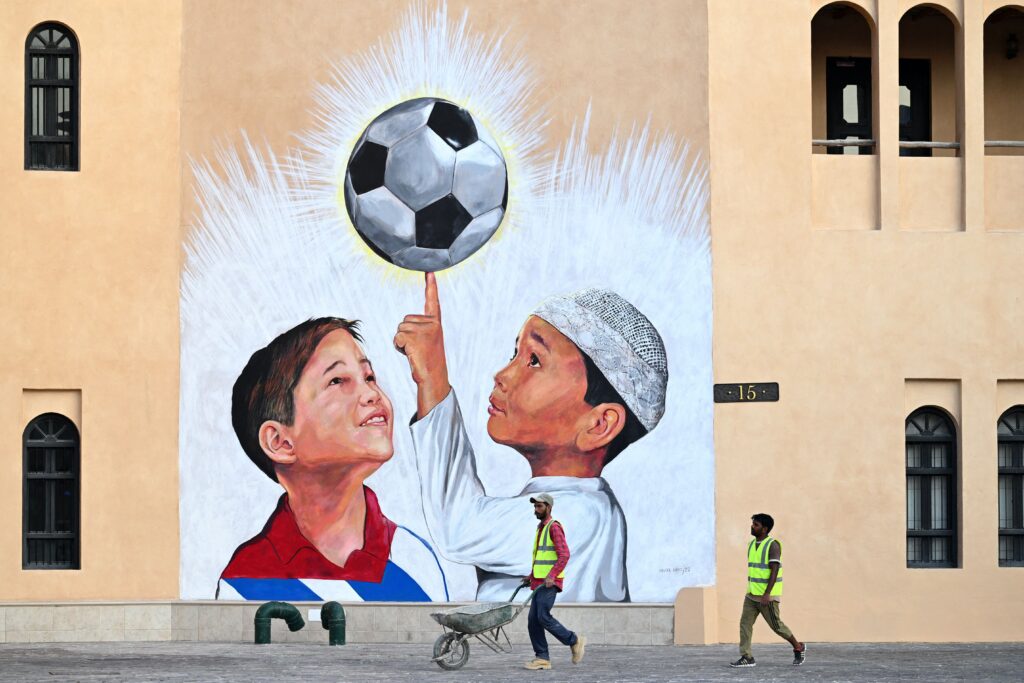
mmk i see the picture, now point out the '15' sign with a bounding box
[713,383,779,403]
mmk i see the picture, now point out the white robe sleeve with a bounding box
[409,389,534,575]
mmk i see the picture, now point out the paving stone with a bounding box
[0,641,1021,682]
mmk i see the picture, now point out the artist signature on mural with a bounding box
[660,566,691,574]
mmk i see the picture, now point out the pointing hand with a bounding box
[394,272,451,418]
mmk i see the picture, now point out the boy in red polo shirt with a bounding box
[218,317,446,602]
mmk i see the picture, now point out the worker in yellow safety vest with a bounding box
[521,493,586,670]
[730,513,807,668]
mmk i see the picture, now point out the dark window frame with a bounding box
[825,56,874,155]
[23,413,81,570]
[998,407,1024,567]
[906,407,958,568]
[24,22,79,171]
[898,58,933,157]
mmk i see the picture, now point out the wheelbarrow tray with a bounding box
[430,601,517,634]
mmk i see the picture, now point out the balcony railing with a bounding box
[898,141,960,150]
[812,139,876,149]
[812,140,1024,150]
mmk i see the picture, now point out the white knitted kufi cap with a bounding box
[532,288,668,432]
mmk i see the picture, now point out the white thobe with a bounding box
[410,390,629,602]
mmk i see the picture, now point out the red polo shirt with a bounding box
[220,486,396,582]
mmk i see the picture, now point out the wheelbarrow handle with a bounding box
[508,583,541,606]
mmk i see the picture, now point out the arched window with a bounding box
[998,407,1024,567]
[811,2,877,155]
[25,22,79,171]
[906,408,958,568]
[898,6,960,157]
[23,413,80,569]
[984,7,1024,156]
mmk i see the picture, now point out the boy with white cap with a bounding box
[394,274,668,602]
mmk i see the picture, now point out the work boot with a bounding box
[571,635,586,664]
[524,658,552,670]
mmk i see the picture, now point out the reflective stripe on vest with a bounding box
[532,519,566,579]
[747,537,782,596]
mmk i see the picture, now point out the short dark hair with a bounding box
[231,318,362,482]
[581,352,647,465]
[751,513,775,533]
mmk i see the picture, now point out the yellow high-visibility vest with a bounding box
[532,519,566,579]
[747,537,783,596]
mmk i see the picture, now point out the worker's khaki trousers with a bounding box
[738,597,793,658]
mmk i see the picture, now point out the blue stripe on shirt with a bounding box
[347,561,430,602]
[223,562,431,602]
[222,578,321,601]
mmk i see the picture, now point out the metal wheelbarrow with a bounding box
[429,584,537,670]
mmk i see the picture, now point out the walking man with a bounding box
[523,494,586,670]
[731,513,806,668]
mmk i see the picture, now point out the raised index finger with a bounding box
[424,272,441,318]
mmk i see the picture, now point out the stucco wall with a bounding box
[0,0,182,600]
[179,0,709,183]
[709,0,1024,642]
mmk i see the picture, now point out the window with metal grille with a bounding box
[906,408,958,568]
[25,23,79,171]
[998,407,1024,567]
[23,413,80,569]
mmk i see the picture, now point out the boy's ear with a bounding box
[259,420,297,466]
[575,403,626,453]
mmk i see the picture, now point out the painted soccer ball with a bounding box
[344,97,508,271]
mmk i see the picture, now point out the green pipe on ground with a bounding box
[254,601,305,644]
[321,601,346,646]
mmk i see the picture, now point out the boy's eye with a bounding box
[328,377,347,387]
[528,353,540,367]
[509,347,518,362]
[366,374,376,383]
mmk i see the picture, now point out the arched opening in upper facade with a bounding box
[898,5,960,157]
[811,2,876,155]
[25,22,79,171]
[984,6,1024,155]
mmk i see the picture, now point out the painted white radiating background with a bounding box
[179,3,713,602]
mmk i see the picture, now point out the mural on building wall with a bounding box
[180,2,712,603]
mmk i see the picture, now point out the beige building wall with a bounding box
[0,0,182,600]
[179,0,708,181]
[4,0,1024,645]
[2,0,709,602]
[709,0,1024,642]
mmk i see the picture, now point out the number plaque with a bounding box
[713,383,779,403]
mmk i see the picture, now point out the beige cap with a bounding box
[529,493,554,506]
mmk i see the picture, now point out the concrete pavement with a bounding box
[1,641,1021,682]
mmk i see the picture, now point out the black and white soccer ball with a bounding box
[344,98,508,271]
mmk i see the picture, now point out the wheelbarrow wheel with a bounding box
[433,632,470,670]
